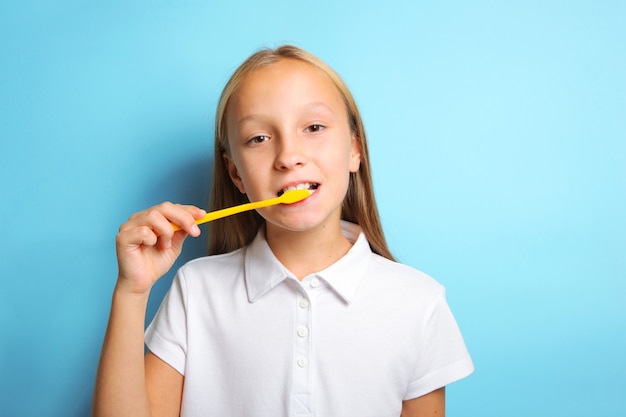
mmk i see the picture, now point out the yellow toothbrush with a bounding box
[172,189,312,231]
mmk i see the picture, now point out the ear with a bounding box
[349,134,362,173]
[223,153,247,194]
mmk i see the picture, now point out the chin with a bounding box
[267,220,317,233]
[266,213,339,235]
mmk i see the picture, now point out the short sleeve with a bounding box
[144,271,188,375]
[404,290,474,400]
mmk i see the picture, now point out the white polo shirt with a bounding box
[145,221,473,417]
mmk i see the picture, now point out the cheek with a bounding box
[340,141,361,173]
[225,153,251,193]
[237,161,264,191]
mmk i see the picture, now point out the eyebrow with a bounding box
[236,114,264,128]
[305,101,333,112]
[236,101,334,128]
[302,101,336,119]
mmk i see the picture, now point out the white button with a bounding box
[310,277,321,288]
[297,325,309,338]
[297,356,308,368]
[299,298,309,309]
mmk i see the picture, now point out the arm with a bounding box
[145,351,185,417]
[401,387,445,417]
[92,202,205,417]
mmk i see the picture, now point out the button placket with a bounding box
[297,325,309,338]
[293,288,313,414]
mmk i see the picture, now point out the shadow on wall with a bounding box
[145,152,215,324]
[74,153,215,417]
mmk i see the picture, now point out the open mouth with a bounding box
[277,182,319,197]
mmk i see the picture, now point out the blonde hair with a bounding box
[208,45,394,261]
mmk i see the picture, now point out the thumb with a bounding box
[170,229,193,252]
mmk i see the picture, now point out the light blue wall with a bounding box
[1,1,624,415]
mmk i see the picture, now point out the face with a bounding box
[224,58,361,234]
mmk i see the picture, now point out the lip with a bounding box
[287,187,318,206]
[275,180,320,197]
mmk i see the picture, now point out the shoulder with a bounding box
[345,224,444,300]
[371,253,443,290]
[183,247,244,269]
[364,253,446,305]
[176,247,246,284]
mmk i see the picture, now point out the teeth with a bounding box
[279,182,318,196]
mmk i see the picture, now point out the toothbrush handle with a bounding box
[171,196,282,231]
[195,197,282,225]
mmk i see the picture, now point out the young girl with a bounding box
[93,45,473,417]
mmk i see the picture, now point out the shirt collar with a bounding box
[244,221,373,304]
[244,227,292,303]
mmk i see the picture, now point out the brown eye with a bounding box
[248,135,270,144]
[305,124,325,133]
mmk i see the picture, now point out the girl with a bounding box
[93,45,473,417]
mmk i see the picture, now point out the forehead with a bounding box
[227,58,346,118]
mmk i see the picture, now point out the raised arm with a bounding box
[92,202,205,417]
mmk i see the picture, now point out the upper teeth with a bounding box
[281,183,317,194]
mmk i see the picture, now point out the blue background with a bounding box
[1,1,624,416]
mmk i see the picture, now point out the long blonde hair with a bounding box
[208,45,394,261]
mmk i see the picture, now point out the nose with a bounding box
[274,135,308,170]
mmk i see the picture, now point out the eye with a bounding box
[305,124,325,133]
[247,135,270,145]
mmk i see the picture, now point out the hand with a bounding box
[115,202,206,295]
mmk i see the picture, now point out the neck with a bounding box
[265,221,352,280]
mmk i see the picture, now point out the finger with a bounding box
[119,203,206,237]
[170,229,190,251]
[125,207,177,249]
[167,205,206,237]
[116,224,158,251]
[144,205,179,237]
